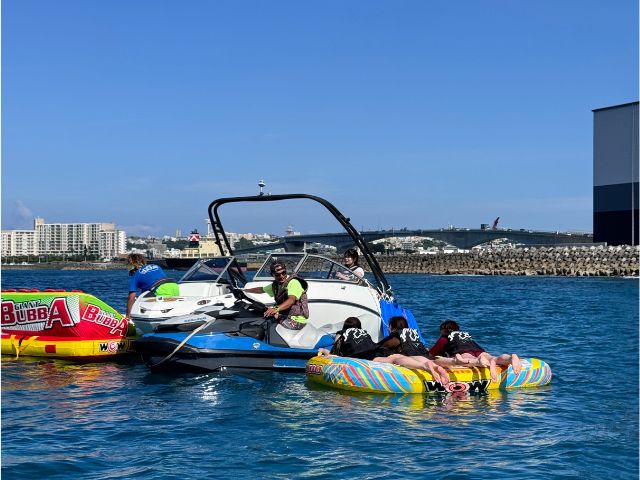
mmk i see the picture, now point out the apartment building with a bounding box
[2,218,126,258]
[99,228,127,260]
[1,230,38,257]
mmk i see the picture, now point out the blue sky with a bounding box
[2,1,638,236]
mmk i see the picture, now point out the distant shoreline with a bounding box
[2,262,126,271]
[2,246,638,276]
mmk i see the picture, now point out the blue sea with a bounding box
[2,270,638,479]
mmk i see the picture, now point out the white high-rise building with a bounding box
[2,218,127,259]
[99,227,127,259]
[1,230,38,257]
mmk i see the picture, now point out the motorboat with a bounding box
[134,193,419,373]
[129,256,247,334]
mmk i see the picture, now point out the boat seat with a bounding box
[275,323,323,349]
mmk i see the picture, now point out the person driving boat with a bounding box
[336,248,365,280]
[243,261,309,330]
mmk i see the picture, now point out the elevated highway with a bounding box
[235,228,593,253]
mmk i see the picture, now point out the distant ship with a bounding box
[162,258,199,270]
[161,257,248,271]
[165,229,203,269]
[152,229,246,271]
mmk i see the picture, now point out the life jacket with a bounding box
[349,264,365,277]
[332,328,379,360]
[271,275,309,320]
[149,277,178,295]
[397,328,429,357]
[444,331,484,356]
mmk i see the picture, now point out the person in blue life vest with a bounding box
[243,261,309,330]
[125,253,179,317]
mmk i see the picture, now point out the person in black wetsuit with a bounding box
[429,320,522,382]
[372,316,450,386]
[318,317,383,360]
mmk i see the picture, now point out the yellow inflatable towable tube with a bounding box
[1,290,137,360]
[306,355,552,394]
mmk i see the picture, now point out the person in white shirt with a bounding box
[336,248,365,280]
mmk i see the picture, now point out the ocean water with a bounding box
[1,270,638,479]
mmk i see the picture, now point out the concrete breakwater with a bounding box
[372,246,639,276]
[3,246,638,277]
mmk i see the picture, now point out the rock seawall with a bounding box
[4,246,638,276]
[373,246,639,276]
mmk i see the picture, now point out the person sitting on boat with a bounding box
[336,248,365,280]
[429,320,522,382]
[243,261,309,330]
[318,317,383,359]
[125,253,179,317]
[372,316,450,386]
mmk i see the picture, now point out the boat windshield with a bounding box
[253,253,365,285]
[179,257,242,284]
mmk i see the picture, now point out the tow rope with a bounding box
[148,318,217,369]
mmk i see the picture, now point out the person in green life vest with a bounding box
[243,261,309,330]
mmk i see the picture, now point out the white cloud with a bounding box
[2,200,35,229]
[15,200,33,221]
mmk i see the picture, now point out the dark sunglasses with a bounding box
[274,270,287,277]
